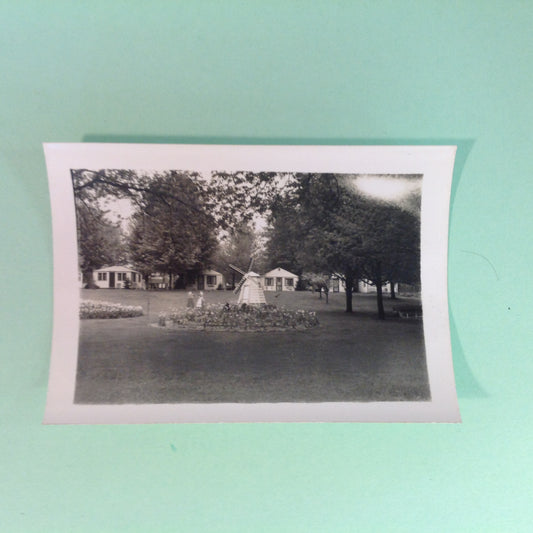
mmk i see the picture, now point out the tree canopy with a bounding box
[127,172,218,286]
[265,173,421,317]
[72,168,421,318]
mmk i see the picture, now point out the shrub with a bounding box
[80,300,143,319]
[159,303,319,331]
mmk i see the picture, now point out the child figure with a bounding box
[195,291,204,309]
[186,291,194,308]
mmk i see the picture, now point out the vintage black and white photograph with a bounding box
[44,144,459,423]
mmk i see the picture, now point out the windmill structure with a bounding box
[229,258,266,305]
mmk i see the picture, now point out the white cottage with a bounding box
[92,265,145,289]
[262,267,299,292]
[148,272,169,290]
[196,269,225,291]
[357,280,396,294]
[328,275,396,294]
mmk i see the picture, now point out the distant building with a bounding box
[262,267,299,292]
[329,274,344,293]
[147,269,225,290]
[328,275,397,294]
[92,265,145,289]
[196,269,225,291]
[148,273,169,290]
[358,280,396,294]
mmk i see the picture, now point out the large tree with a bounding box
[266,173,421,318]
[354,201,420,318]
[74,194,126,285]
[212,223,264,288]
[127,172,218,288]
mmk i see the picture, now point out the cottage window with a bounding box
[98,272,107,281]
[206,275,217,286]
[265,277,273,286]
[285,278,294,287]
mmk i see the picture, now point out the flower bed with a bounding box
[80,300,144,319]
[158,303,319,331]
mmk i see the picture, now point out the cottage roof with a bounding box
[93,265,140,273]
[202,269,223,276]
[263,267,298,278]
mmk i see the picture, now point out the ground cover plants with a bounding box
[80,299,143,319]
[158,302,319,331]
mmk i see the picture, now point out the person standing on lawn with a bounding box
[196,291,204,309]
[187,291,194,308]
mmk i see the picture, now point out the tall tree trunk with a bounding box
[325,288,329,304]
[168,272,173,291]
[345,272,353,313]
[390,282,396,299]
[375,263,385,319]
[318,287,322,299]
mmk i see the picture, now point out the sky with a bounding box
[354,174,422,203]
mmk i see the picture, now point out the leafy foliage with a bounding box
[127,172,218,284]
[74,196,126,283]
[212,223,262,287]
[265,173,421,317]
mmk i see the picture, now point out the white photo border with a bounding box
[43,144,460,423]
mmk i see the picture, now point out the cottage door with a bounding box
[109,272,115,288]
[197,275,204,290]
[276,277,282,291]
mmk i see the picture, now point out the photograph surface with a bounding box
[44,144,460,423]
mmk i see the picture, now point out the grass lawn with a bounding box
[75,288,429,403]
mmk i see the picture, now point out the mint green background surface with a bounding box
[1,2,532,531]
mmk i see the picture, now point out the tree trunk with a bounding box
[344,272,353,313]
[83,269,94,288]
[390,282,396,299]
[168,272,173,291]
[325,289,329,304]
[375,264,385,319]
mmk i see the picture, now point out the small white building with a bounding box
[328,275,396,294]
[196,269,225,291]
[92,265,145,289]
[357,280,396,294]
[148,273,169,290]
[262,267,299,292]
